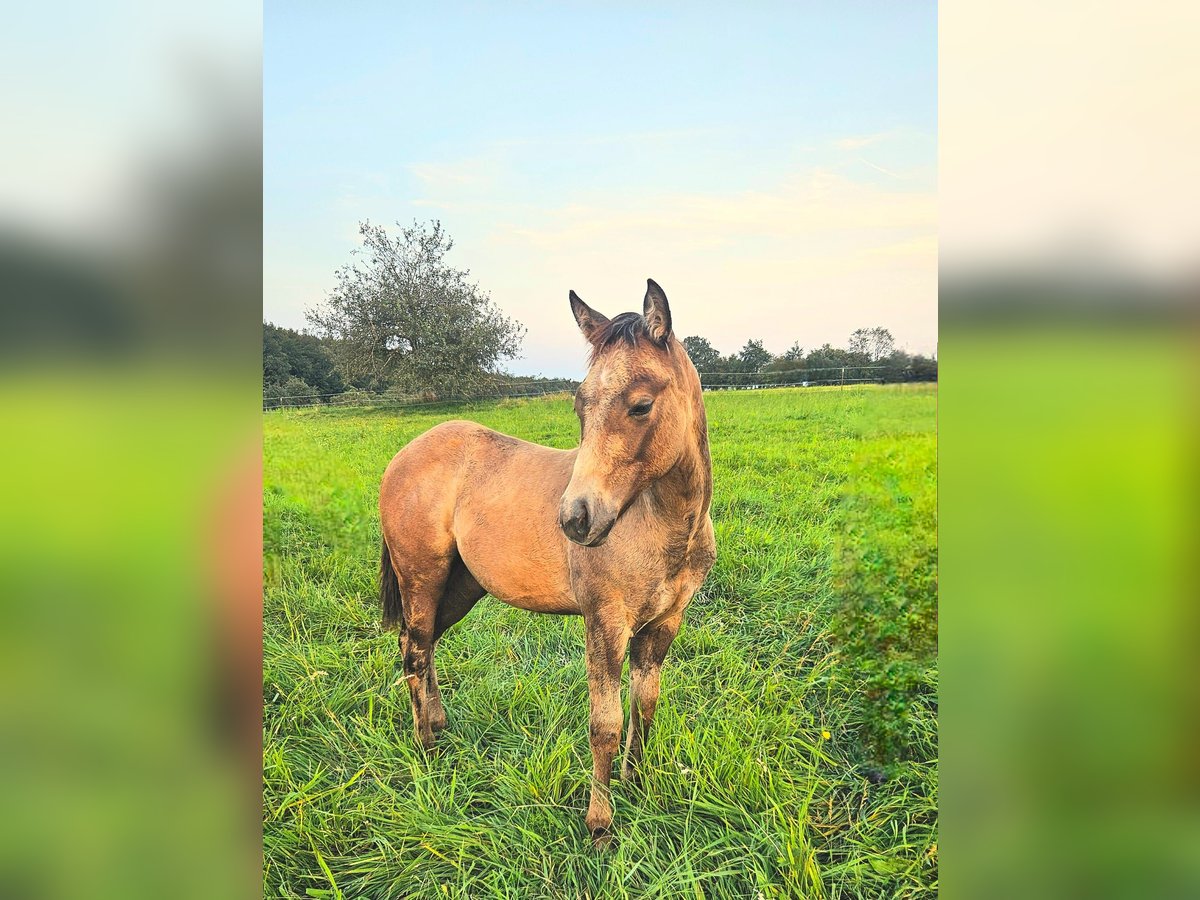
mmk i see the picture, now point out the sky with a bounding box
[265,3,937,378]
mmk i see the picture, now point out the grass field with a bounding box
[264,384,937,899]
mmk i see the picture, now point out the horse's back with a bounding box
[381,419,569,490]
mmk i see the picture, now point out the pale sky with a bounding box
[265,3,937,378]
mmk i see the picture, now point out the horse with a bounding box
[378,279,715,844]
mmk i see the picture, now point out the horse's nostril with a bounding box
[573,499,590,532]
[561,497,591,542]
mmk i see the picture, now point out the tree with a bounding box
[878,349,912,384]
[682,335,721,372]
[306,220,525,395]
[736,339,772,374]
[263,323,344,399]
[781,341,804,362]
[264,375,323,408]
[761,342,804,384]
[910,353,938,381]
[848,327,895,362]
[804,343,862,383]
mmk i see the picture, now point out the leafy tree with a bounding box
[263,323,344,400]
[872,349,911,384]
[263,323,343,388]
[848,327,895,362]
[264,375,325,408]
[803,343,869,384]
[682,335,721,372]
[910,353,938,381]
[761,342,805,381]
[306,220,525,395]
[736,339,772,374]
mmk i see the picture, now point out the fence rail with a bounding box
[697,364,894,389]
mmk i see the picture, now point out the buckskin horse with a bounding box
[378,279,715,844]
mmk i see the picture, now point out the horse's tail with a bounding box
[380,538,405,632]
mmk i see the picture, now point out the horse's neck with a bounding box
[649,394,712,522]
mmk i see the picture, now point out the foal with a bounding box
[379,279,715,842]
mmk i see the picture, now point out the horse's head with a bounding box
[559,279,703,547]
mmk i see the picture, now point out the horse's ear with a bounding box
[569,290,609,344]
[643,278,672,344]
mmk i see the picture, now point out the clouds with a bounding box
[497,169,934,252]
[410,157,501,194]
[834,133,889,150]
[397,147,936,376]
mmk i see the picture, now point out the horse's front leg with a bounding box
[622,611,682,784]
[583,609,631,847]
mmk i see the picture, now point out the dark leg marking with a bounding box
[622,613,682,784]
[583,610,631,847]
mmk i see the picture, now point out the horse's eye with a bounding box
[628,401,653,417]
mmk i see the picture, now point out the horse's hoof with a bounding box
[591,826,614,850]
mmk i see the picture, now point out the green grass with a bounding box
[264,384,938,899]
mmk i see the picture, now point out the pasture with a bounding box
[263,385,937,899]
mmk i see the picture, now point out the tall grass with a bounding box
[264,385,937,898]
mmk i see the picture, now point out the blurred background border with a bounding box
[0,1,1196,897]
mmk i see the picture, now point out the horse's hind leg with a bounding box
[394,561,453,752]
[424,556,485,733]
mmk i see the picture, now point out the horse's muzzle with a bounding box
[559,496,615,546]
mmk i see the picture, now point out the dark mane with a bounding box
[590,312,659,362]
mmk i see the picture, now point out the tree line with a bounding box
[264,219,935,407]
[682,327,936,389]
